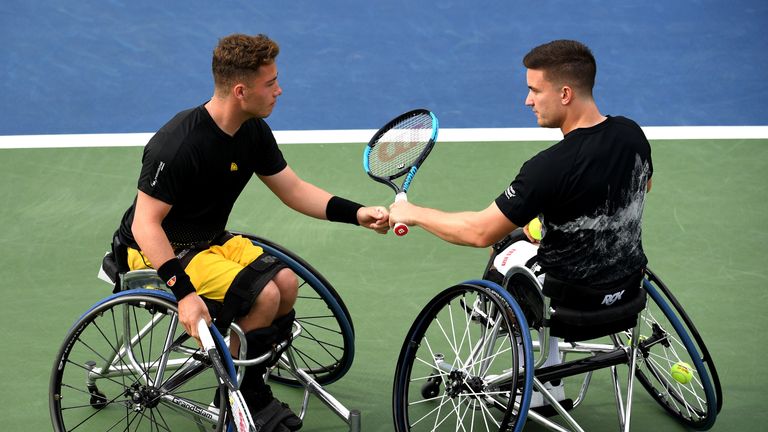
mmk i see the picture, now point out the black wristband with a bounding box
[326,196,364,225]
[156,258,196,301]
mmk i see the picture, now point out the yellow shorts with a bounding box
[127,235,265,302]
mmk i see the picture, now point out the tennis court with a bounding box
[1,1,767,431]
[1,138,766,431]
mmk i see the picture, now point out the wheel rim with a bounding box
[50,291,227,432]
[616,273,719,430]
[242,235,356,386]
[394,284,530,432]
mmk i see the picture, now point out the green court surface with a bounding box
[1,138,765,431]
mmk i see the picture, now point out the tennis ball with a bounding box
[528,218,543,241]
[670,361,693,384]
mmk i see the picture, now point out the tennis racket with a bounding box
[198,320,256,432]
[363,108,439,236]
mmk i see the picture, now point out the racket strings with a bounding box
[367,114,434,177]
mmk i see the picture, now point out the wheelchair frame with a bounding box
[49,235,362,432]
[392,265,722,432]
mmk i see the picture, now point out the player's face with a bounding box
[525,69,564,129]
[241,62,283,118]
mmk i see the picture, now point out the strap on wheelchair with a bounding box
[215,253,287,331]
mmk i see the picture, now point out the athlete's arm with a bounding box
[132,190,210,341]
[258,165,334,219]
[132,190,176,266]
[389,200,518,248]
[258,166,388,233]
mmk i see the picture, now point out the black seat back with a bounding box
[544,272,646,341]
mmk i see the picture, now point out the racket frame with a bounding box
[363,108,438,196]
[363,108,438,236]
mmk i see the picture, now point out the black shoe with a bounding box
[249,397,303,431]
[242,386,302,432]
[275,400,302,431]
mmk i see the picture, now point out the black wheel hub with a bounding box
[445,370,485,398]
[125,383,162,410]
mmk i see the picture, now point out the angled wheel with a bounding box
[239,234,355,386]
[393,280,534,432]
[50,289,228,432]
[615,268,721,430]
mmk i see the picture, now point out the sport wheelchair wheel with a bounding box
[50,289,229,432]
[239,234,355,386]
[393,280,534,432]
[614,268,722,430]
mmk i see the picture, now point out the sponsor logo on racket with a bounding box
[377,141,420,162]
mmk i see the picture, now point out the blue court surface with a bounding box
[1,0,766,136]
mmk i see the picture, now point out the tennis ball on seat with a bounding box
[670,361,693,384]
[528,218,543,241]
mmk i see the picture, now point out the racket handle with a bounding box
[394,192,409,236]
[197,320,215,351]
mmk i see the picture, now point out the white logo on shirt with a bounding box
[150,161,165,187]
[504,186,516,199]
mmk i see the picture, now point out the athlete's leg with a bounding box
[236,281,302,431]
[273,268,298,317]
[201,236,301,429]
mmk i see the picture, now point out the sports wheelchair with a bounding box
[49,233,361,432]
[392,234,722,431]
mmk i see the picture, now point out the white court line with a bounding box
[0,126,767,149]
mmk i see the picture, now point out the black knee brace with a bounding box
[240,326,278,394]
[273,309,296,342]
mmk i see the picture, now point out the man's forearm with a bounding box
[412,208,491,247]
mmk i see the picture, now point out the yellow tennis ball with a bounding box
[670,361,693,384]
[528,218,542,241]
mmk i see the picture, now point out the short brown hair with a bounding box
[523,40,596,95]
[212,34,280,90]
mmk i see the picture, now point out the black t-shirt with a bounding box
[118,105,287,249]
[495,116,653,285]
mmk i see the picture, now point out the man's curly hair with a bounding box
[212,34,280,90]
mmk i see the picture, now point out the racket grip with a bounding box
[197,320,215,351]
[394,192,409,236]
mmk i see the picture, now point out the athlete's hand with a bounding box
[388,200,418,229]
[177,293,212,347]
[357,206,390,234]
[522,223,541,244]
